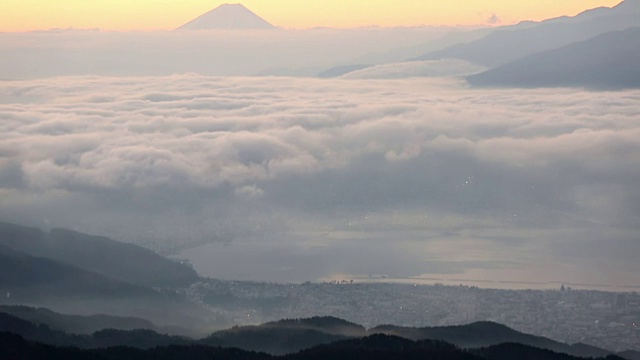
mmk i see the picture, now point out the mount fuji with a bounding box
[177,3,276,30]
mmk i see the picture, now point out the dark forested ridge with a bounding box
[475,343,625,360]
[369,321,614,358]
[0,312,189,349]
[203,316,365,354]
[1,309,637,360]
[619,350,640,360]
[264,316,366,336]
[0,305,157,335]
[0,331,627,360]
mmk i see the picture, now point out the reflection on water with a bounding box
[179,237,640,292]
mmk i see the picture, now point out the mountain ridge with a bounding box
[466,27,640,89]
[369,321,614,358]
[0,221,198,288]
[0,305,158,335]
[0,330,626,360]
[0,310,636,359]
[414,0,640,67]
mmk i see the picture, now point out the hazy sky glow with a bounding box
[0,0,622,31]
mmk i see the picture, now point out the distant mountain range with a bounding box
[466,27,640,89]
[414,0,640,68]
[177,3,276,30]
[319,0,640,89]
[0,311,637,360]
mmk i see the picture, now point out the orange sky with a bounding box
[0,0,623,31]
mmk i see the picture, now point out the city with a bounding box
[184,279,640,351]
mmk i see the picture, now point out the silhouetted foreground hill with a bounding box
[371,321,618,358]
[0,309,361,353]
[475,343,624,360]
[0,222,198,288]
[264,316,366,337]
[203,316,364,355]
[0,332,266,360]
[466,27,640,89]
[619,350,640,360]
[0,331,626,360]
[288,335,482,360]
[1,311,637,359]
[204,318,633,358]
[0,312,189,349]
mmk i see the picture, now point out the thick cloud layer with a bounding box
[1,75,639,287]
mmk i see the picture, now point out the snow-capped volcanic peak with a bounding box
[178,3,276,30]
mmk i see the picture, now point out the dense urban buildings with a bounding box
[184,280,640,351]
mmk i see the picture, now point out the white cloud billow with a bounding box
[1,75,639,284]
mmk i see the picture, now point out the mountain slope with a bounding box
[263,317,366,337]
[0,244,156,302]
[0,312,189,349]
[475,342,624,360]
[0,315,633,360]
[0,306,157,335]
[415,0,640,67]
[619,350,640,360]
[466,27,640,89]
[0,331,624,360]
[0,222,198,288]
[0,253,203,336]
[203,316,365,355]
[0,222,213,331]
[177,3,275,30]
[370,321,614,358]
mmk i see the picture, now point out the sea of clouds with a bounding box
[1,75,639,285]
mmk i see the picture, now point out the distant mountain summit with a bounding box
[177,3,276,30]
